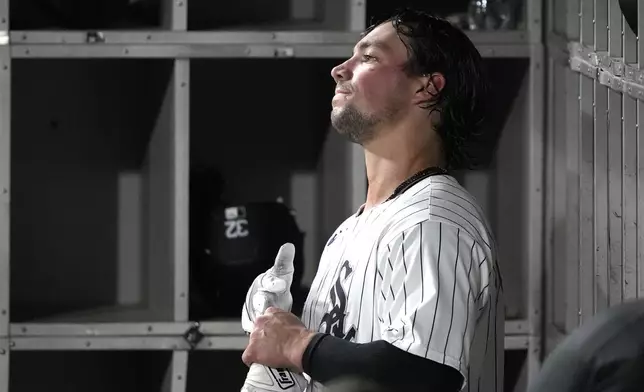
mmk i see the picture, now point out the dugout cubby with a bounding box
[186,351,249,391]
[9,350,172,392]
[9,59,185,323]
[188,0,364,31]
[9,0,172,30]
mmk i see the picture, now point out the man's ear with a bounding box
[413,72,446,105]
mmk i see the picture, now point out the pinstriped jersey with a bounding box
[301,174,504,392]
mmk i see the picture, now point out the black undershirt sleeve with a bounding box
[301,333,464,392]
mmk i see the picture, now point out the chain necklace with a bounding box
[385,166,447,202]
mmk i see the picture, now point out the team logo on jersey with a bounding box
[268,368,296,389]
[319,260,357,341]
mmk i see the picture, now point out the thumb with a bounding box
[260,243,295,294]
[271,243,295,277]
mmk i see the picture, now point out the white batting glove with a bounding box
[241,243,296,333]
[241,364,309,392]
[240,243,308,392]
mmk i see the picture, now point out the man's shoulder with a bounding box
[404,175,486,220]
[378,175,495,250]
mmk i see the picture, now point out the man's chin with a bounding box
[330,107,377,145]
[330,105,344,117]
[330,124,364,145]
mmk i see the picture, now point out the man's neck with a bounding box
[362,133,443,210]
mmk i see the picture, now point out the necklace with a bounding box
[385,166,447,202]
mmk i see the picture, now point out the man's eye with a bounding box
[361,54,376,62]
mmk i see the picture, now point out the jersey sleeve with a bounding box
[376,220,492,375]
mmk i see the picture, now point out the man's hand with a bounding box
[241,244,296,333]
[242,307,317,373]
[240,245,309,392]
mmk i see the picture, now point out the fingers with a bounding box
[242,327,261,367]
[242,344,254,367]
[252,307,283,332]
[254,307,280,326]
[264,306,282,315]
[242,327,267,367]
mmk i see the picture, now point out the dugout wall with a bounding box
[544,0,644,359]
[0,0,546,391]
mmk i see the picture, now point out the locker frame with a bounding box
[0,0,6,32]
[165,0,187,30]
[168,351,188,392]
[525,41,546,386]
[8,336,252,351]
[528,0,544,43]
[171,59,190,324]
[0,0,7,342]
[7,319,529,346]
[9,321,217,336]
[6,43,530,59]
[0,339,6,392]
[159,1,190,390]
[7,333,532,352]
[639,0,644,300]
[6,31,531,59]
[524,0,545,386]
[0,45,8,340]
[9,337,196,351]
[9,30,529,44]
[347,0,366,31]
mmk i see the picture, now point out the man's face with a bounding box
[330,22,414,144]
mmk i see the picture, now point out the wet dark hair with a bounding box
[363,8,489,170]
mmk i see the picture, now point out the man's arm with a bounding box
[377,220,491,372]
[302,333,463,391]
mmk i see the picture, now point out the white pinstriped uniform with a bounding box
[301,174,504,392]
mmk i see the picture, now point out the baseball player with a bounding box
[241,8,503,392]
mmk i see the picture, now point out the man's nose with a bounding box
[331,60,351,83]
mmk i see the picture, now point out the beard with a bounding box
[330,104,380,144]
[330,98,404,145]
